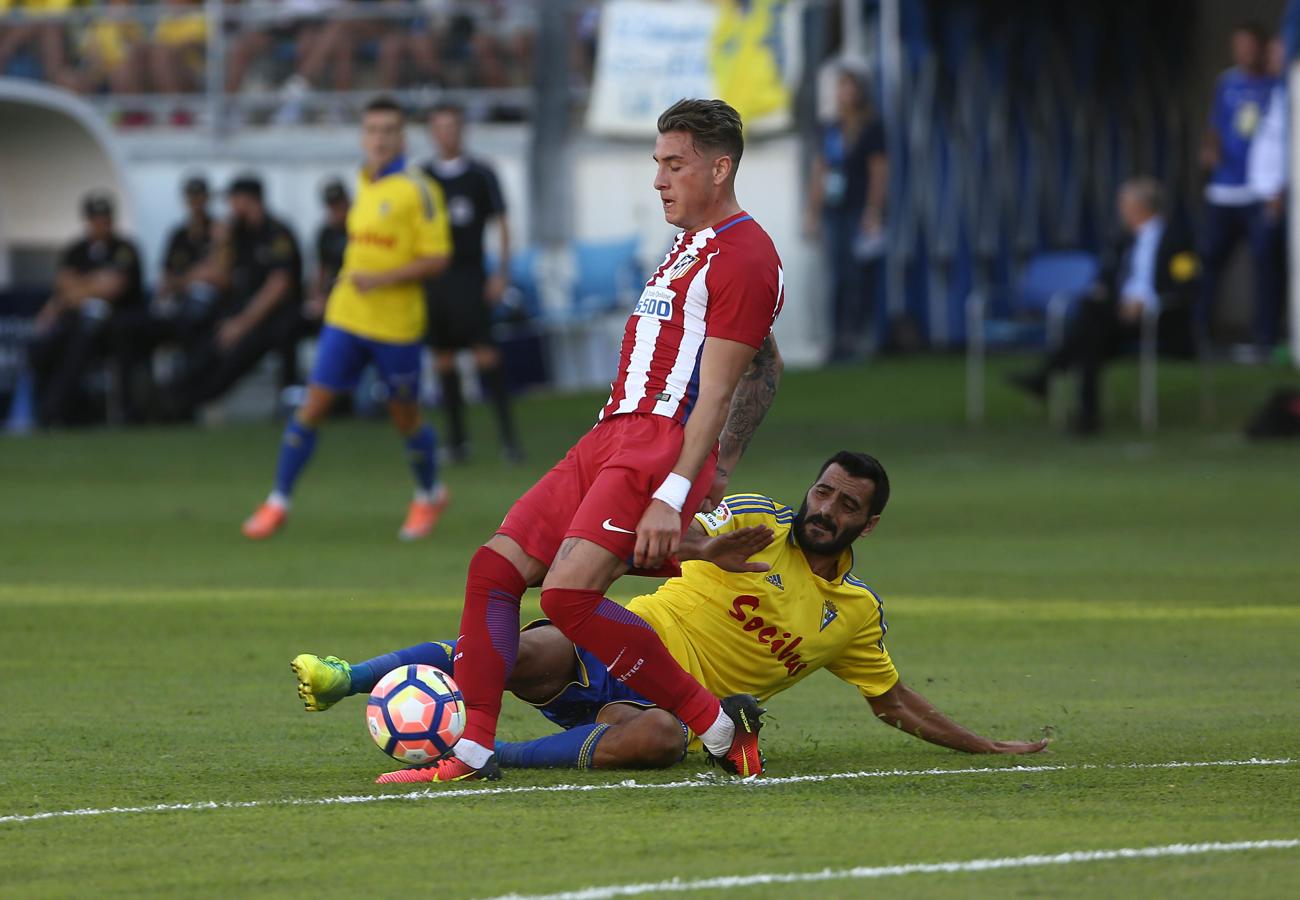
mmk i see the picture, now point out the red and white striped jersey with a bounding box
[598,211,784,424]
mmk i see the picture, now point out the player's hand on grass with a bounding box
[634,499,683,569]
[986,738,1050,754]
[699,525,774,573]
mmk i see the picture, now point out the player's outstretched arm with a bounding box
[677,520,774,573]
[712,333,783,506]
[866,680,1049,755]
[634,335,759,568]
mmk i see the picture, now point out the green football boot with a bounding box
[290,653,352,712]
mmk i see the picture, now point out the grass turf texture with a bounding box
[1,355,1297,898]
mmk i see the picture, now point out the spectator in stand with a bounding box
[0,0,75,84]
[1246,34,1290,350]
[1199,22,1278,352]
[28,191,142,427]
[144,0,207,122]
[391,3,532,92]
[164,175,303,419]
[112,175,222,422]
[1009,179,1199,435]
[225,0,349,122]
[375,0,436,90]
[478,0,534,88]
[65,0,145,99]
[806,67,887,362]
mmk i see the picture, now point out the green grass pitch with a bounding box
[1,355,1298,898]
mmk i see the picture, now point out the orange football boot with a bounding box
[398,486,449,541]
[242,502,288,540]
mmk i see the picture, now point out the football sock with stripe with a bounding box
[273,418,318,499]
[347,640,457,695]
[538,588,724,744]
[495,724,611,770]
[455,545,527,748]
[404,424,438,493]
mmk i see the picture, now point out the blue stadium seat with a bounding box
[570,235,642,317]
[965,250,1099,424]
[489,238,640,326]
[485,246,542,322]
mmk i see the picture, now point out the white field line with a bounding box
[481,839,1300,900]
[0,756,1291,827]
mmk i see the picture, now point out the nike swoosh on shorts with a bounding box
[601,518,635,534]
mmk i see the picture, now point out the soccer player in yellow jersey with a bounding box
[243,97,452,541]
[293,451,1049,774]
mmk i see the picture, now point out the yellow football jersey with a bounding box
[324,161,451,344]
[627,493,898,705]
[155,13,207,47]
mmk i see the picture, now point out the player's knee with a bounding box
[483,534,547,586]
[537,587,569,625]
[507,626,577,704]
[387,401,420,434]
[625,711,686,769]
[298,387,334,426]
[542,538,623,593]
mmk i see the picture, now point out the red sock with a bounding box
[540,588,721,735]
[456,546,527,748]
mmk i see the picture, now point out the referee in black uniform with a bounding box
[421,102,522,463]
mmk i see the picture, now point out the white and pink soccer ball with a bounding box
[366,664,466,764]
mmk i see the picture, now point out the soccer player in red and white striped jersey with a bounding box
[598,205,784,423]
[383,99,786,785]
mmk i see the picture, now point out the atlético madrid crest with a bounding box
[665,252,700,281]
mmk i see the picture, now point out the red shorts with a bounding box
[498,413,717,566]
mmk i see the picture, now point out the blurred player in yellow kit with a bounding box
[243,96,451,542]
[292,451,1049,776]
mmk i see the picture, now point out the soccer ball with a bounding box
[366,664,466,764]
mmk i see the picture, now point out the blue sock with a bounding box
[405,424,438,493]
[347,640,457,695]
[496,724,611,770]
[274,419,318,498]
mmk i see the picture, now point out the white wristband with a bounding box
[652,472,692,513]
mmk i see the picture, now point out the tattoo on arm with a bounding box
[718,334,782,471]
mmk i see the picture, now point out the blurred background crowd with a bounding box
[0,0,558,125]
[2,0,1299,441]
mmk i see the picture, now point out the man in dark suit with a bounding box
[1010,177,1199,434]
